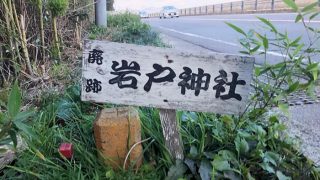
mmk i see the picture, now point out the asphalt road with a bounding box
[144,13,320,65]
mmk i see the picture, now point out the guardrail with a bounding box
[149,0,318,17]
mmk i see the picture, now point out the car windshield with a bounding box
[163,6,176,10]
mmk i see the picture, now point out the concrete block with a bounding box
[94,107,142,169]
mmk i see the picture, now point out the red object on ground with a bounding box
[59,143,73,158]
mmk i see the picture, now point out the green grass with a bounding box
[88,12,168,47]
[1,85,166,179]
[1,84,319,179]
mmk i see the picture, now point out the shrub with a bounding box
[88,12,167,47]
[47,0,69,17]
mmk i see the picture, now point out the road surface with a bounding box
[144,13,320,65]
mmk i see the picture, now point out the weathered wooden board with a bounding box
[81,40,254,115]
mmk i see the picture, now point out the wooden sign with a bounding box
[81,40,254,115]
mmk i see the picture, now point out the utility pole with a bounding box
[95,0,107,27]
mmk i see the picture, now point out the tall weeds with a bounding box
[0,0,92,86]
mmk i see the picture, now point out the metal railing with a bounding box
[149,0,318,17]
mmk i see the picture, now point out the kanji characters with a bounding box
[85,59,247,101]
[88,49,103,65]
[85,79,102,93]
[213,70,246,101]
[109,60,141,89]
[178,67,211,96]
[144,64,176,92]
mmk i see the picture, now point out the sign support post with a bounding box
[159,109,184,160]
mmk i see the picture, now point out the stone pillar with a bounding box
[94,107,143,169]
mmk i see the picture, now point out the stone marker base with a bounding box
[94,107,143,169]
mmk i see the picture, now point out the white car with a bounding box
[139,11,148,18]
[160,6,179,19]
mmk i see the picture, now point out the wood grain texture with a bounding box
[81,40,255,115]
[159,109,184,160]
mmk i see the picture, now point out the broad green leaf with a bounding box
[165,160,187,180]
[237,131,252,139]
[239,51,250,55]
[302,2,318,12]
[212,158,231,171]
[254,124,267,137]
[264,151,280,166]
[226,22,246,36]
[222,115,235,129]
[13,110,35,122]
[295,14,303,23]
[283,0,298,11]
[262,36,269,50]
[312,70,318,81]
[309,12,319,20]
[287,82,299,93]
[199,160,212,180]
[13,121,36,139]
[292,44,304,57]
[223,171,241,180]
[276,171,292,180]
[189,145,198,158]
[9,130,17,148]
[289,36,302,47]
[259,162,275,174]
[307,83,316,98]
[184,158,196,174]
[250,45,261,54]
[255,67,261,76]
[8,81,21,118]
[105,170,115,179]
[218,150,237,163]
[269,116,279,123]
[307,63,319,72]
[249,108,267,119]
[235,137,249,155]
[256,33,269,50]
[278,104,289,116]
[257,17,277,33]
[307,63,320,80]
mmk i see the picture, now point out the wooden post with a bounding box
[159,109,184,160]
